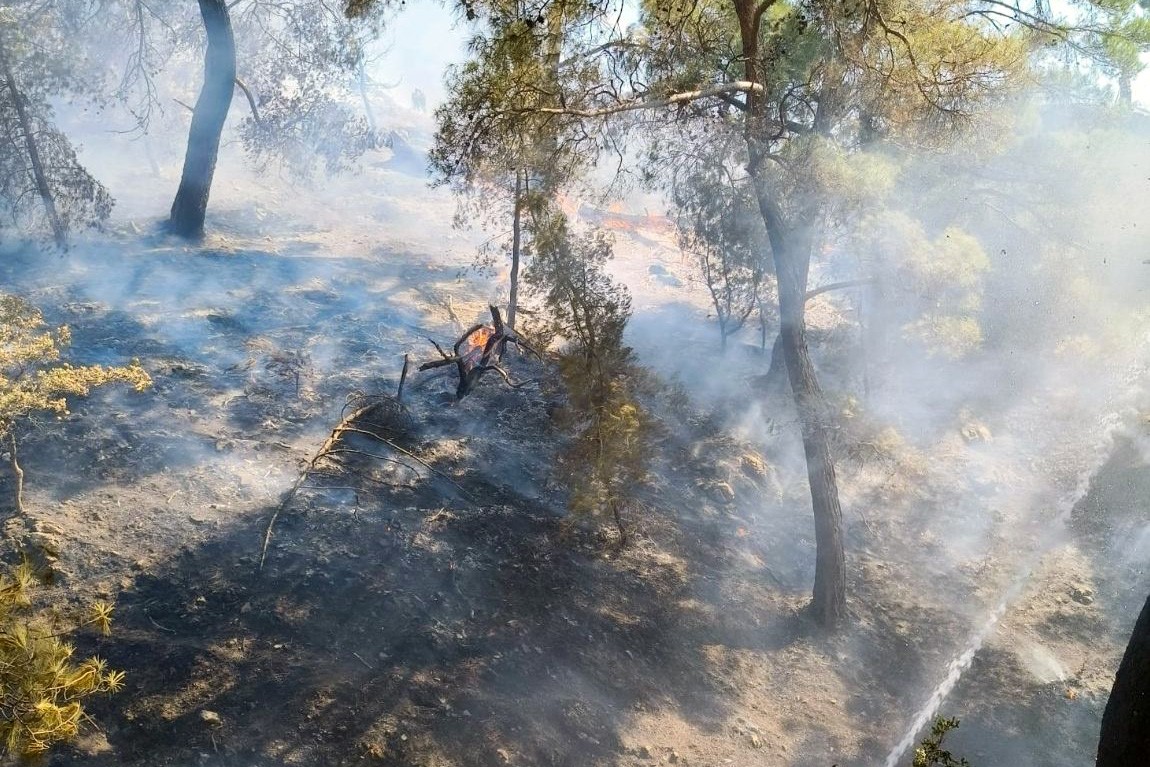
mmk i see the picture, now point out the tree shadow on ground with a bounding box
[46,380,818,767]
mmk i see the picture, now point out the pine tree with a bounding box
[528,211,649,544]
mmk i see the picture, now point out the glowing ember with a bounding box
[466,326,494,351]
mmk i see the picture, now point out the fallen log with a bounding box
[419,305,539,400]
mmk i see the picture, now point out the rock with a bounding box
[75,730,114,756]
[199,710,223,728]
[33,521,65,536]
[1069,584,1095,605]
[707,481,735,503]
[668,751,681,763]
[960,422,992,443]
[27,532,62,558]
[740,453,769,481]
[749,734,763,749]
[636,745,653,759]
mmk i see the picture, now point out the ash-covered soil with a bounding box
[0,160,1145,767]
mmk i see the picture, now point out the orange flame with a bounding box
[466,326,494,352]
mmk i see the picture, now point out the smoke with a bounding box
[599,91,1150,765]
[4,7,1150,767]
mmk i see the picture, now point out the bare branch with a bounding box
[805,278,876,301]
[528,81,766,118]
[233,77,261,124]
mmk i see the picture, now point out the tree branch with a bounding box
[559,40,643,69]
[233,76,261,124]
[528,81,765,118]
[805,278,876,301]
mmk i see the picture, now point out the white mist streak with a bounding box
[881,571,1030,767]
[882,405,1128,767]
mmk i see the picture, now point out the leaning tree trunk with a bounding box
[1097,592,1150,766]
[168,0,236,239]
[0,33,66,248]
[751,169,847,629]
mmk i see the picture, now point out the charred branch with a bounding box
[417,305,540,400]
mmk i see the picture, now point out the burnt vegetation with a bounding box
[0,0,1148,766]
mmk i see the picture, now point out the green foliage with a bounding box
[430,0,598,194]
[1070,0,1150,87]
[528,210,631,361]
[0,562,123,760]
[0,294,151,435]
[853,213,990,359]
[665,127,768,347]
[912,717,970,767]
[224,2,384,180]
[527,209,650,542]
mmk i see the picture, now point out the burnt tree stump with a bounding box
[418,305,537,400]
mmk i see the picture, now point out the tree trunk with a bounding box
[168,0,236,239]
[759,301,769,350]
[728,0,845,627]
[358,59,377,131]
[508,169,524,329]
[612,501,628,547]
[0,33,67,248]
[7,433,23,516]
[763,331,786,393]
[750,166,847,629]
[1118,73,1133,109]
[1097,593,1150,766]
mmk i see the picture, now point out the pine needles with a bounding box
[0,562,123,760]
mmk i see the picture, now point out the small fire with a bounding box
[467,326,494,351]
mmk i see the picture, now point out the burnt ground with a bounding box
[0,233,867,767]
[0,207,1144,767]
[38,390,811,767]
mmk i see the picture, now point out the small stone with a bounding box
[668,751,680,763]
[1069,585,1095,605]
[199,710,223,728]
[750,734,763,749]
[708,481,735,503]
[636,745,652,759]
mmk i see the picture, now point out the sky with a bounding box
[370,2,472,108]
